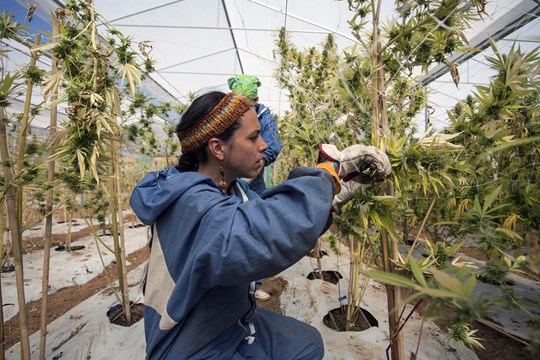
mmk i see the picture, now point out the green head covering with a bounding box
[227,75,261,100]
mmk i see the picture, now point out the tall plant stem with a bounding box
[110,140,131,322]
[0,109,30,359]
[406,198,436,260]
[0,33,41,360]
[380,222,404,360]
[39,17,59,360]
[15,34,41,234]
[315,240,323,280]
[371,0,404,358]
[115,142,131,323]
[347,235,355,331]
[66,212,72,251]
[0,203,6,360]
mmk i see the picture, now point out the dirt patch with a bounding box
[460,246,489,261]
[307,249,328,258]
[471,320,536,360]
[19,223,99,254]
[398,287,537,360]
[306,270,343,285]
[429,313,536,360]
[107,302,145,327]
[256,276,287,314]
[323,305,378,332]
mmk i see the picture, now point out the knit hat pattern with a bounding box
[227,75,261,100]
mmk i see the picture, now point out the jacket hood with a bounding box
[130,166,218,225]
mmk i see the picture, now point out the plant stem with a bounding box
[315,240,323,280]
[39,16,59,359]
[347,235,355,331]
[0,108,31,360]
[110,140,131,323]
[406,198,436,260]
[84,217,123,306]
[0,203,6,360]
[16,34,41,236]
[113,138,131,323]
[371,0,403,357]
[66,211,72,251]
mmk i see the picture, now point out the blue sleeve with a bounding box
[258,105,282,165]
[194,167,335,288]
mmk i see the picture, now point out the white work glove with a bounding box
[332,180,367,215]
[318,144,391,184]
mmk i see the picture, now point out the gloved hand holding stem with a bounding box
[317,143,392,213]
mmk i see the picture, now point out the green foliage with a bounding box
[22,65,46,85]
[56,166,96,194]
[274,29,354,181]
[425,240,464,269]
[367,265,490,346]
[280,0,539,353]
[478,260,510,286]
[442,43,540,313]
[383,0,488,74]
[0,72,21,107]
[0,11,25,41]
[81,188,110,232]
[446,42,540,234]
[276,1,489,349]
[446,323,485,350]
[34,0,162,183]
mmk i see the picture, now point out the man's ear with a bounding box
[207,138,225,161]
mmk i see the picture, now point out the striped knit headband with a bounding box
[177,93,253,154]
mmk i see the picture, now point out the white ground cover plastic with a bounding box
[2,219,149,322]
[4,224,539,359]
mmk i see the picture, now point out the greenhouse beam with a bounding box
[221,0,245,75]
[248,0,359,44]
[421,0,540,86]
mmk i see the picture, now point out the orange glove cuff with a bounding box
[316,163,341,194]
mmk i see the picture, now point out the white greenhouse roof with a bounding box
[2,0,540,132]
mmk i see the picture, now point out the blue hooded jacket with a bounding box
[130,165,335,359]
[255,103,281,166]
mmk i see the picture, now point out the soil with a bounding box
[460,246,489,261]
[420,301,536,360]
[307,249,328,258]
[469,321,536,360]
[3,227,538,360]
[20,221,99,253]
[306,270,343,285]
[256,276,288,314]
[107,303,145,327]
[322,305,378,332]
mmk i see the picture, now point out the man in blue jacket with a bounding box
[228,75,282,195]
